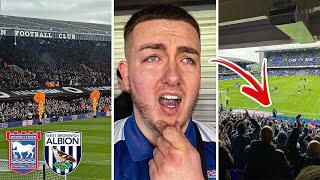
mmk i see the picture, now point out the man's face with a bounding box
[122,19,201,133]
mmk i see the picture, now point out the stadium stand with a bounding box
[266,48,320,77]
[0,14,111,90]
[268,67,320,76]
[218,57,257,80]
[0,15,111,127]
[0,38,111,90]
[219,49,320,79]
[0,96,111,123]
[219,109,320,179]
[267,49,320,67]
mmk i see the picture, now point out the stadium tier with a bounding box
[266,49,320,67]
[0,14,111,90]
[0,38,111,90]
[264,48,320,78]
[0,96,111,123]
[218,59,258,80]
[268,67,320,76]
[0,15,112,128]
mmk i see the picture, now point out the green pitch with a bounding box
[219,76,320,119]
[0,117,111,180]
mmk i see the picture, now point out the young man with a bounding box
[114,5,216,180]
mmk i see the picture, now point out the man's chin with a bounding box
[152,114,189,128]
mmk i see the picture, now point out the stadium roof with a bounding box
[0,15,111,37]
[219,0,320,49]
[256,42,320,52]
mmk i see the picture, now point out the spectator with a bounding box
[245,126,291,179]
[231,111,261,171]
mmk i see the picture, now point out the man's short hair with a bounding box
[260,126,274,143]
[236,121,246,135]
[306,140,320,159]
[124,4,200,42]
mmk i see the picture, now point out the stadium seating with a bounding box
[0,38,111,90]
[0,96,111,123]
[266,49,320,67]
[0,15,112,128]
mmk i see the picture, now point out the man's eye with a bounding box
[145,55,159,62]
[182,57,195,64]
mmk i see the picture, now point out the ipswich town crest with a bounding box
[6,131,41,175]
[44,131,82,176]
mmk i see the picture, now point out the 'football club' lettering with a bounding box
[0,29,6,35]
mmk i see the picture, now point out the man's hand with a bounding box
[149,121,204,180]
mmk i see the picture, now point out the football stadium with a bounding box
[0,14,111,179]
[219,1,320,179]
[219,48,320,120]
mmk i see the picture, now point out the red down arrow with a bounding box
[211,58,272,107]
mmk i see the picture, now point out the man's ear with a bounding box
[118,60,130,92]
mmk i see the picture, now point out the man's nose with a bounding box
[161,59,181,86]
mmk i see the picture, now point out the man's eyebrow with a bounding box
[178,46,200,56]
[139,43,166,51]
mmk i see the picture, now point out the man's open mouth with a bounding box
[159,95,182,109]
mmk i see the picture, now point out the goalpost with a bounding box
[0,159,65,180]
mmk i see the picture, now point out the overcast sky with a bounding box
[0,0,111,24]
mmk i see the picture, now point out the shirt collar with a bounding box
[124,113,197,162]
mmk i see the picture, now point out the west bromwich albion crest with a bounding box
[44,131,82,176]
[6,131,41,175]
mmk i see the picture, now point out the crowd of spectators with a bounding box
[268,68,320,77]
[0,37,111,90]
[219,65,236,75]
[0,96,111,123]
[219,109,320,179]
[218,64,260,80]
[266,49,320,67]
[0,65,38,89]
[220,68,320,80]
[219,74,241,80]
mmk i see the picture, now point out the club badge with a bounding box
[44,131,82,176]
[6,131,41,175]
[208,169,216,179]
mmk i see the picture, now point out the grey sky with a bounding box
[0,0,111,24]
